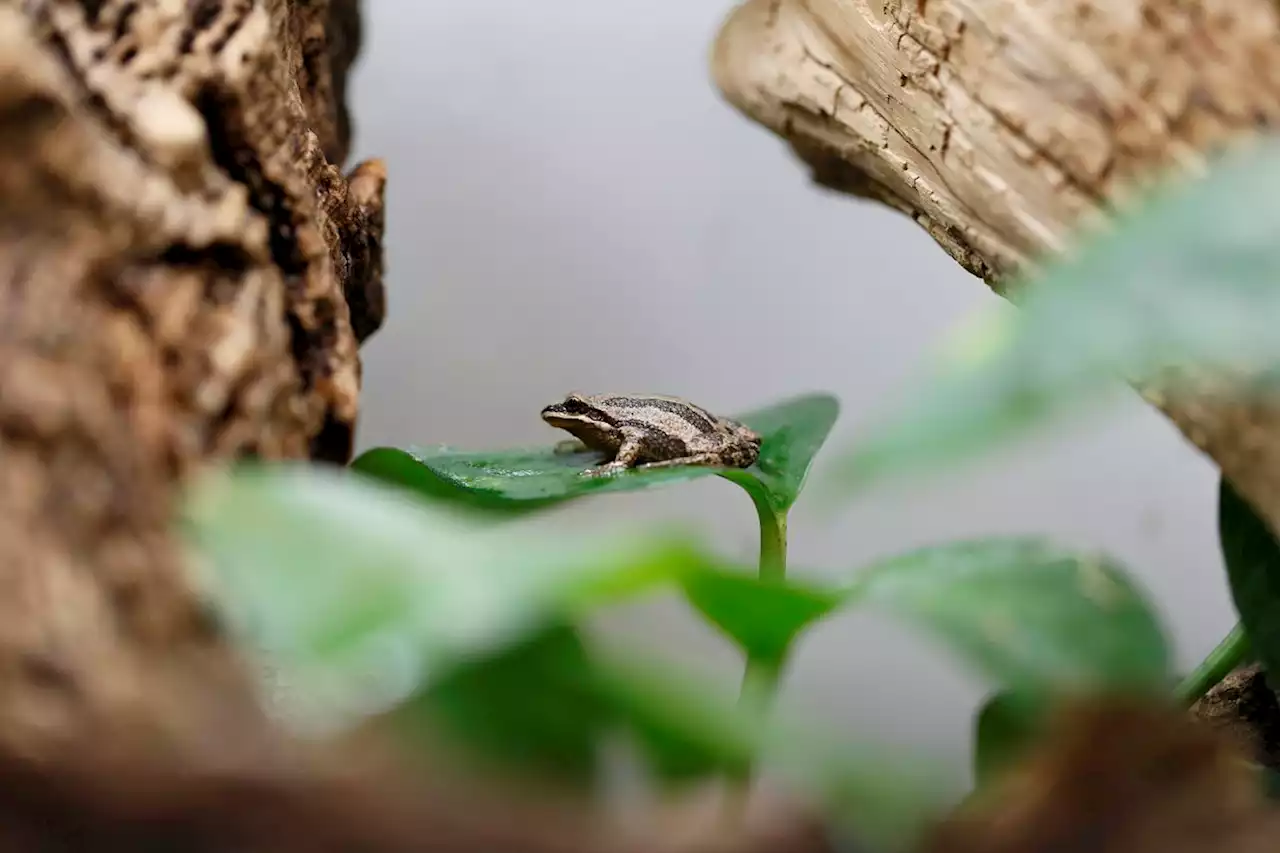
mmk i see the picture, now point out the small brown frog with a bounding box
[541,393,762,477]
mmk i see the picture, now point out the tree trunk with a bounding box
[711,0,1280,537]
[0,0,384,763]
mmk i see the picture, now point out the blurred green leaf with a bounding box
[1219,477,1280,685]
[191,468,1171,715]
[844,538,1171,695]
[390,622,759,788]
[351,392,839,515]
[184,463,944,848]
[393,624,609,788]
[972,690,1045,786]
[184,463,714,734]
[676,538,1169,704]
[680,571,840,662]
[1263,765,1280,801]
[401,639,946,845]
[592,655,758,783]
[831,138,1280,493]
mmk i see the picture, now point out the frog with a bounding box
[540,393,762,477]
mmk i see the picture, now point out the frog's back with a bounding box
[592,394,723,435]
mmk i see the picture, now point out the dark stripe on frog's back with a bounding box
[615,419,690,459]
[600,396,717,434]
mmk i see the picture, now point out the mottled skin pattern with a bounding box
[541,393,762,477]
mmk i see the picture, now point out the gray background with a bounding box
[347,0,1232,786]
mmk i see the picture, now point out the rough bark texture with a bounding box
[925,697,1280,853]
[710,0,1280,560]
[0,0,385,763]
[1191,663,1280,770]
[0,735,838,853]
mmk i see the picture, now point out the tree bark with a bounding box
[1190,664,1280,770]
[710,1,1280,542]
[0,0,385,763]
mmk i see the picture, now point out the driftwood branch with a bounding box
[710,0,1280,547]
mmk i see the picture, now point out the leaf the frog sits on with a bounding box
[540,393,762,478]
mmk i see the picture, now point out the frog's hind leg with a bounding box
[635,452,725,471]
[718,441,760,469]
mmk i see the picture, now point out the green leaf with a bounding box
[594,654,947,837]
[724,392,842,513]
[844,538,1171,695]
[972,690,1045,786]
[184,463,945,848]
[679,570,839,662]
[401,640,946,845]
[350,392,839,515]
[831,138,1280,493]
[1218,477,1280,686]
[183,463,715,734]
[592,655,759,783]
[391,622,767,789]
[1263,765,1280,801]
[675,539,1169,703]
[191,468,1164,846]
[390,624,610,787]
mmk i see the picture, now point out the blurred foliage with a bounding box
[1219,480,1280,690]
[829,138,1280,495]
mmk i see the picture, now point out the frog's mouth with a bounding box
[540,402,575,420]
[541,398,616,427]
[541,409,596,431]
[541,405,618,451]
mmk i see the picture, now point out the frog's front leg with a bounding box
[582,429,646,477]
[553,438,589,455]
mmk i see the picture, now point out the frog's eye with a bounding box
[561,398,590,415]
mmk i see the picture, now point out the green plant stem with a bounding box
[755,501,788,584]
[1174,621,1249,706]
[735,497,790,762]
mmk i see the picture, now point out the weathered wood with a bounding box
[925,697,1280,853]
[1191,663,1280,770]
[711,1,1280,544]
[0,735,838,853]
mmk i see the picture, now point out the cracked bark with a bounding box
[1191,664,1280,771]
[713,0,1280,492]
